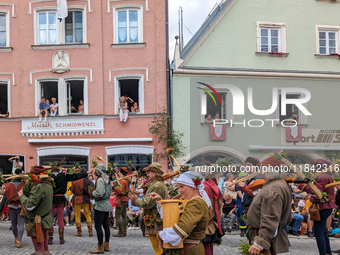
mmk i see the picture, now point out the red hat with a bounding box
[30,165,45,174]
[120,167,129,175]
[311,159,332,168]
[257,156,282,168]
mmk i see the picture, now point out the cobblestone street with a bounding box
[0,221,339,255]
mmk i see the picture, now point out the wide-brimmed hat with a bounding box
[257,156,282,167]
[120,167,129,174]
[142,162,163,175]
[301,192,308,199]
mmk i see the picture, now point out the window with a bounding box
[319,31,338,55]
[201,91,229,123]
[257,22,286,53]
[115,76,144,114]
[0,155,25,174]
[65,11,83,44]
[260,28,280,53]
[38,11,57,44]
[66,80,84,114]
[108,154,152,172]
[36,10,85,45]
[37,78,86,116]
[39,155,88,170]
[279,93,302,124]
[116,9,140,43]
[0,12,9,47]
[0,83,8,115]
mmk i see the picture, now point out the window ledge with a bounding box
[314,54,340,59]
[111,43,146,49]
[255,52,289,57]
[31,43,90,50]
[0,47,13,52]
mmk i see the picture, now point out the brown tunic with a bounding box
[247,179,292,254]
[173,197,209,255]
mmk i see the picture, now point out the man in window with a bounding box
[39,97,50,122]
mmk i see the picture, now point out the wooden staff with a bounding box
[169,154,180,171]
[97,156,120,185]
[5,174,28,181]
[138,170,180,189]
[325,181,340,188]
[279,157,322,199]
[112,172,138,183]
[226,171,262,188]
[172,193,182,200]
[314,165,336,178]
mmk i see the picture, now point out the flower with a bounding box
[166,147,173,154]
[194,179,201,186]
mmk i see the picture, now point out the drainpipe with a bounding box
[165,0,171,128]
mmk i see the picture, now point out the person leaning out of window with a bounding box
[118,96,129,122]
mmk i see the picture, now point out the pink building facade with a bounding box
[0,0,168,173]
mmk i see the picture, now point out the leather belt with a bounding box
[181,241,201,254]
[53,194,65,197]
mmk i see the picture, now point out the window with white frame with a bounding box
[38,79,86,116]
[278,93,302,124]
[0,12,9,47]
[319,31,338,55]
[37,9,85,45]
[65,11,83,44]
[201,91,229,123]
[0,83,8,115]
[257,22,286,53]
[116,9,140,43]
[117,78,142,113]
[260,28,280,53]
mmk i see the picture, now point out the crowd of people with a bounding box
[0,156,340,255]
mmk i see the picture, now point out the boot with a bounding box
[112,232,125,237]
[74,223,82,237]
[59,228,65,244]
[123,230,127,236]
[103,242,109,252]
[48,228,53,244]
[89,243,105,254]
[16,240,22,248]
[87,222,93,237]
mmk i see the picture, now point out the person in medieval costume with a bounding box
[247,156,292,255]
[48,164,94,244]
[202,171,223,255]
[18,168,54,255]
[128,162,168,255]
[0,169,25,248]
[297,159,336,255]
[113,167,130,237]
[71,167,94,237]
[148,171,211,255]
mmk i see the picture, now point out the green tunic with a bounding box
[19,182,53,229]
[134,180,168,234]
[173,197,209,255]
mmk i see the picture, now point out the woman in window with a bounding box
[214,111,220,121]
[78,100,84,114]
[118,96,128,122]
[131,102,140,113]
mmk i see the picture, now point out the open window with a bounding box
[201,91,229,123]
[0,83,8,115]
[116,77,143,113]
[40,81,58,103]
[66,80,84,114]
[278,93,302,125]
[0,155,25,174]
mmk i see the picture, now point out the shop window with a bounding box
[187,152,243,166]
[0,83,8,115]
[66,80,84,114]
[39,155,88,170]
[108,154,152,174]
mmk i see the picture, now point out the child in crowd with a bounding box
[205,114,213,123]
[109,190,117,229]
[50,97,59,116]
